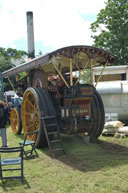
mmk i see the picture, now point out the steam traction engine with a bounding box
[2,45,116,156]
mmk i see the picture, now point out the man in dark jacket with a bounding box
[6,102,13,124]
[0,100,8,147]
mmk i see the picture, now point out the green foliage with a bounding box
[90,0,128,65]
[0,47,27,72]
[18,72,27,80]
[80,69,91,84]
[0,47,27,91]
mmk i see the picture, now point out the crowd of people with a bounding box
[0,100,13,147]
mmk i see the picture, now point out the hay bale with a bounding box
[102,121,124,135]
[104,121,124,129]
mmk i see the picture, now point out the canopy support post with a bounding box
[95,61,108,87]
[8,77,16,92]
[52,61,70,88]
[70,58,73,86]
[90,59,93,84]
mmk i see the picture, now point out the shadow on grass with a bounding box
[38,134,128,173]
[13,129,128,173]
[0,177,31,191]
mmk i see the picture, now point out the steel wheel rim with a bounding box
[21,89,40,141]
[10,108,20,134]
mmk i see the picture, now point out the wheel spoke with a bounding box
[26,99,35,110]
[24,111,32,116]
[26,123,35,129]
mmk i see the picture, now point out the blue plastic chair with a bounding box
[0,146,23,183]
[19,130,39,159]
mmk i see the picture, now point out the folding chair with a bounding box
[0,146,23,183]
[19,130,39,159]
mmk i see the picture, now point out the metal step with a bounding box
[40,116,56,120]
[50,139,61,143]
[45,123,57,127]
[53,148,65,152]
[48,131,58,135]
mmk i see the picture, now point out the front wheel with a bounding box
[10,107,22,134]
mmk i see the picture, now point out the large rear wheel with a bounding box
[21,87,56,148]
[88,89,102,141]
[95,90,105,137]
[31,70,48,89]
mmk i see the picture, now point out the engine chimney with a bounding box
[26,11,35,58]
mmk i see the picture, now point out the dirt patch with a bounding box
[99,140,128,154]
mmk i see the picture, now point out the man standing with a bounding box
[0,100,8,147]
[7,102,13,124]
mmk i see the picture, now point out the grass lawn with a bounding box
[0,126,128,193]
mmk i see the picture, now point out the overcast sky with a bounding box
[0,0,107,55]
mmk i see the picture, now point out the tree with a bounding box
[90,0,128,66]
[0,47,27,72]
[0,47,27,90]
